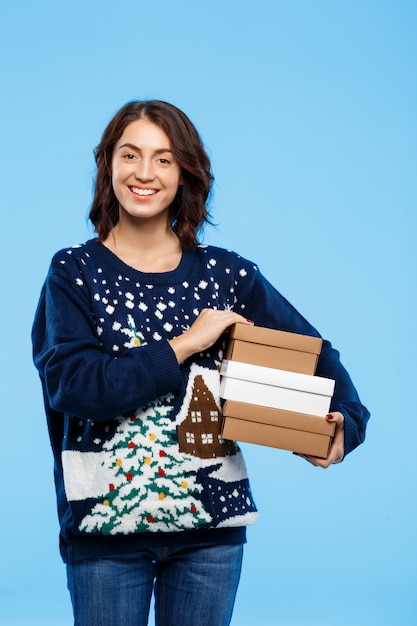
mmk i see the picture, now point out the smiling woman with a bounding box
[90,100,213,249]
[31,99,370,626]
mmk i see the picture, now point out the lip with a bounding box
[128,185,160,200]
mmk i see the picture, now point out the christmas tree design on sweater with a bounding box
[79,395,212,534]
[63,309,257,535]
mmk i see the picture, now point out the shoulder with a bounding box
[50,239,98,266]
[49,239,107,277]
[195,244,260,273]
[46,240,103,288]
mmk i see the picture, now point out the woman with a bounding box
[32,100,370,626]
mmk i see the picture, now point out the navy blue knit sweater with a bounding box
[32,239,369,563]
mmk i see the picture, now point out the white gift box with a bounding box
[220,360,335,417]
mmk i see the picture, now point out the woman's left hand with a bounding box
[301,412,345,468]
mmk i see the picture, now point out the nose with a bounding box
[135,158,155,182]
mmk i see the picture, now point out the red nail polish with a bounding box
[326,414,334,420]
[246,319,254,324]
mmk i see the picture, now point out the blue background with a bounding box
[1,1,416,624]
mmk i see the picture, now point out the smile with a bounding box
[130,187,158,196]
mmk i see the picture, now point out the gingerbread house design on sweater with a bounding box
[177,374,236,459]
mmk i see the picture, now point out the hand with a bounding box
[169,309,254,364]
[300,412,345,468]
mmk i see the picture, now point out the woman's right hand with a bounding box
[169,309,253,364]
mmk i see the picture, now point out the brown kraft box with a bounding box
[224,324,322,375]
[221,400,336,458]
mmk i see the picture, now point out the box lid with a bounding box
[220,359,335,396]
[228,323,322,354]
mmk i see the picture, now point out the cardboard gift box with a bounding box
[220,325,336,457]
[224,323,322,375]
[221,400,336,458]
[220,360,335,417]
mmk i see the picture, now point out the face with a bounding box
[111,118,183,224]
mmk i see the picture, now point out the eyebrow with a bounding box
[118,142,173,155]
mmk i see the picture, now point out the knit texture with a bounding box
[32,240,369,559]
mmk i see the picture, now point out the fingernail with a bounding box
[326,414,334,420]
[246,319,254,324]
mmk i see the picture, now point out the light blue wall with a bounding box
[1,1,416,624]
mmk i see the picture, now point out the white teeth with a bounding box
[131,187,157,196]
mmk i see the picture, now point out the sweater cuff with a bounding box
[342,413,360,457]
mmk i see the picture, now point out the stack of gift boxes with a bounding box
[220,324,336,458]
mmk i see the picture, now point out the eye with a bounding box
[122,153,136,160]
[157,157,171,165]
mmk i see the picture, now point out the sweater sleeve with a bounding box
[32,257,183,422]
[238,267,370,457]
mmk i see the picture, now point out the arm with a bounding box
[241,270,370,459]
[32,259,254,422]
[32,262,183,421]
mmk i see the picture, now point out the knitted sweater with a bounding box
[32,239,369,563]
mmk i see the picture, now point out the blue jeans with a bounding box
[67,543,243,626]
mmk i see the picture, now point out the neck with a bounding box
[103,215,183,273]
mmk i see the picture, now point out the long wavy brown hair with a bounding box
[89,100,214,248]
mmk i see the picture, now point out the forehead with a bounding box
[116,118,172,150]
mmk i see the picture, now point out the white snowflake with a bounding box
[157,302,167,311]
[199,280,208,289]
[209,258,217,266]
[125,300,134,309]
[125,292,134,300]
[106,305,115,314]
[138,302,148,312]
[163,322,173,332]
[75,278,83,286]
[112,321,122,330]
[239,269,247,277]
[153,332,162,341]
[168,287,175,294]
